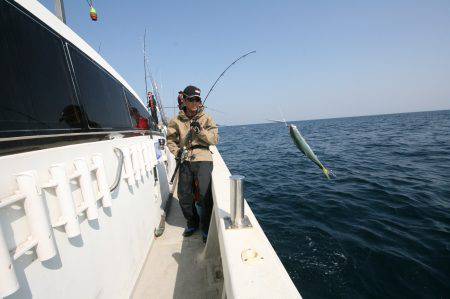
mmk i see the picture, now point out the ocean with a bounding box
[217,110,450,298]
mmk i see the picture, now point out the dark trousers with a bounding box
[178,161,213,233]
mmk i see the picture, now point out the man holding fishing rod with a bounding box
[167,85,218,243]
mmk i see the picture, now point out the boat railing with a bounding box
[204,146,302,299]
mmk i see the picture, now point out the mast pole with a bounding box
[54,0,66,23]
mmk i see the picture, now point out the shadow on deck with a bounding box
[131,196,222,299]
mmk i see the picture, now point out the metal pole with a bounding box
[230,175,245,228]
[54,0,66,23]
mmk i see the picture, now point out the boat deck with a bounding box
[132,195,222,299]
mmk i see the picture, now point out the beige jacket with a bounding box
[167,108,219,162]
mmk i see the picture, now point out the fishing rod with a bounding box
[143,29,160,128]
[187,50,256,122]
[153,80,169,125]
[202,50,256,107]
[143,29,149,98]
[143,29,169,126]
[170,51,257,186]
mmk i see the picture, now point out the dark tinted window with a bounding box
[125,91,151,130]
[69,45,131,129]
[0,1,82,136]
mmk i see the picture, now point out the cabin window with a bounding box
[68,45,132,129]
[125,90,151,130]
[0,1,83,137]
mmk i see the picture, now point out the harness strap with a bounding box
[189,145,210,150]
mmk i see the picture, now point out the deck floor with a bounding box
[132,196,222,299]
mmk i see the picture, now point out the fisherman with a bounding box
[130,107,149,130]
[167,85,219,243]
[147,91,159,130]
[177,91,186,112]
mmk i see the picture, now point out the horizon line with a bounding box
[219,108,450,127]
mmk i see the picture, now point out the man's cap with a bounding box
[183,85,201,99]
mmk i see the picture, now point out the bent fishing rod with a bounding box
[184,50,256,127]
[202,50,256,107]
[175,51,257,157]
[161,50,257,234]
[171,50,256,180]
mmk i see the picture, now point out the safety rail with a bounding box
[205,146,301,299]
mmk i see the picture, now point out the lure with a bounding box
[288,124,332,179]
[276,109,334,179]
[85,0,98,21]
[89,6,97,21]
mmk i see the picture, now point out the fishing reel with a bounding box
[176,146,189,162]
[158,138,166,150]
[190,121,201,134]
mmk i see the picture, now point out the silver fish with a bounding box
[288,124,331,179]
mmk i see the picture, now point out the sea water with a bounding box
[218,110,450,298]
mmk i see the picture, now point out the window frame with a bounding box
[0,0,154,142]
[66,44,133,131]
[123,88,153,130]
[0,0,87,137]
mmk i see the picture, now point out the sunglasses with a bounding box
[187,97,201,103]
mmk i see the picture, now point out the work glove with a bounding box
[190,121,201,134]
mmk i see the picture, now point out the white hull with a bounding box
[1,135,173,298]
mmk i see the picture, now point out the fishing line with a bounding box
[278,107,288,127]
[164,106,226,114]
[203,106,226,114]
[86,0,98,21]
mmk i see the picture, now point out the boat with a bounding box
[0,0,301,298]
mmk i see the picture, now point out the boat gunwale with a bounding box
[0,130,164,156]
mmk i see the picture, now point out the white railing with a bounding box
[206,146,301,299]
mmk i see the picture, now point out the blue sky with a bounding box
[39,0,450,125]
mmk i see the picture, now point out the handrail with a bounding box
[0,130,156,142]
[110,147,124,192]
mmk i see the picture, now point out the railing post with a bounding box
[230,175,245,227]
[226,175,252,229]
